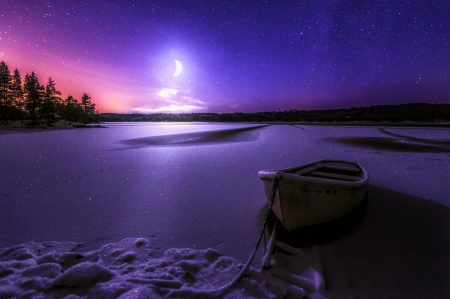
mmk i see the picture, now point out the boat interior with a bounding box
[292,161,363,182]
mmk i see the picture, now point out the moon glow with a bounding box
[172,60,183,76]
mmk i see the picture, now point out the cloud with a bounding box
[132,104,202,113]
[157,88,179,98]
[131,87,207,113]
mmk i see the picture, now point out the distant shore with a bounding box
[105,120,450,128]
[1,120,450,134]
[0,120,105,133]
[267,121,450,127]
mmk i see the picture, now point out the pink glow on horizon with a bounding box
[2,49,146,113]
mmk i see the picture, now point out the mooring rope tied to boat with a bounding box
[169,176,282,297]
[234,175,281,282]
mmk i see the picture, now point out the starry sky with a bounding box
[1,0,449,113]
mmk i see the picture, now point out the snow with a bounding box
[0,238,273,298]
[1,123,449,298]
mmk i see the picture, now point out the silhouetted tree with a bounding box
[62,95,81,123]
[73,98,84,122]
[24,72,43,125]
[41,77,62,126]
[11,69,25,122]
[0,61,12,123]
[80,93,96,123]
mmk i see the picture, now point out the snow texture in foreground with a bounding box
[0,238,275,299]
[2,217,449,299]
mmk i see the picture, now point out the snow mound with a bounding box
[0,238,274,298]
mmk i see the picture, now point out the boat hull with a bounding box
[258,160,368,229]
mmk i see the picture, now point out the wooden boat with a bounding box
[258,160,368,230]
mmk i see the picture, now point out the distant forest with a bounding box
[0,61,98,126]
[100,103,450,123]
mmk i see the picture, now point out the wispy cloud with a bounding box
[131,87,207,113]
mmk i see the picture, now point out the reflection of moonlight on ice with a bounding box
[172,60,183,76]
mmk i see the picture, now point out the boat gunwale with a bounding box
[258,159,369,188]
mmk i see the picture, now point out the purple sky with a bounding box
[1,0,449,113]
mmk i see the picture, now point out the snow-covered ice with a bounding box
[1,123,449,298]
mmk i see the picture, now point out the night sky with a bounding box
[1,0,449,113]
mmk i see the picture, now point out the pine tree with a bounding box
[42,77,62,126]
[24,72,43,125]
[11,69,24,122]
[63,95,76,123]
[80,93,95,123]
[73,98,83,123]
[0,61,12,123]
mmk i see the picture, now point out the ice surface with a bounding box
[1,123,449,298]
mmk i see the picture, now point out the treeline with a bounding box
[100,103,450,123]
[0,61,99,126]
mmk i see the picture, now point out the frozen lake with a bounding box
[1,123,449,263]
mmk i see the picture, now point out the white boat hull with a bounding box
[258,160,369,229]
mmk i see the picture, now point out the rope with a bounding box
[234,175,281,282]
[168,175,282,298]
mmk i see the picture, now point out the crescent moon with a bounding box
[172,60,183,76]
